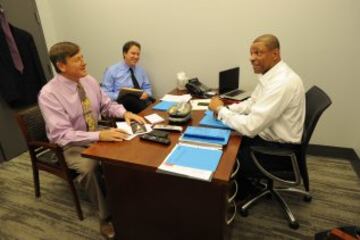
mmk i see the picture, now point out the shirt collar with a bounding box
[258,60,286,86]
[56,74,82,92]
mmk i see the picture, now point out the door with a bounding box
[0,0,51,161]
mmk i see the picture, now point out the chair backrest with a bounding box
[297,86,332,191]
[302,86,332,147]
[16,105,48,144]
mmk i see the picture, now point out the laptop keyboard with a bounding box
[227,89,244,97]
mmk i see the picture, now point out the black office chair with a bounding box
[239,86,332,229]
[16,105,84,220]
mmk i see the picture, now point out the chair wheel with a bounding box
[289,221,299,229]
[303,195,312,202]
[240,208,248,217]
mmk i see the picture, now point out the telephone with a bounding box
[185,78,211,98]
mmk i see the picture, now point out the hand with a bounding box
[99,128,129,142]
[140,92,149,100]
[209,96,224,114]
[124,111,146,125]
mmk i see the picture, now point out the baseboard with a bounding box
[308,144,360,178]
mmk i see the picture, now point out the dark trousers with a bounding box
[236,135,297,199]
[117,94,151,113]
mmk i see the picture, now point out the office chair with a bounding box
[239,86,332,229]
[16,105,84,220]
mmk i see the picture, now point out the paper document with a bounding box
[160,94,192,103]
[116,122,152,140]
[190,99,211,111]
[145,113,165,124]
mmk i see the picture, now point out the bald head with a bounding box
[253,34,280,51]
[250,34,281,74]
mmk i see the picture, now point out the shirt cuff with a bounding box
[217,106,230,121]
[90,131,101,141]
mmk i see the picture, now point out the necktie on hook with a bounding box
[0,11,24,73]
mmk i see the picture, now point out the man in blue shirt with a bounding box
[101,41,153,113]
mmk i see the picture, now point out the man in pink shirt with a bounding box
[38,42,145,239]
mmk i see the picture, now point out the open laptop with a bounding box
[219,67,250,101]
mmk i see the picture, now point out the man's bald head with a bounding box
[250,34,281,74]
[253,34,280,51]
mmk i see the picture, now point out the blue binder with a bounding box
[199,110,231,130]
[152,101,176,111]
[181,126,231,146]
[166,144,222,172]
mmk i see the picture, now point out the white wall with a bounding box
[35,0,360,151]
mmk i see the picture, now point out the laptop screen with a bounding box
[218,67,239,94]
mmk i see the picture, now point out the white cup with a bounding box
[176,72,188,90]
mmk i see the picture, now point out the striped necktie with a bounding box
[77,83,97,131]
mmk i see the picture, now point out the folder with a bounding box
[158,143,223,181]
[179,126,231,148]
[152,101,177,111]
[199,110,231,130]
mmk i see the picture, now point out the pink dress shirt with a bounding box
[38,74,126,147]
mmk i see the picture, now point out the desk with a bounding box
[82,96,241,240]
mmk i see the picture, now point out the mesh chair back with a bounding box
[17,105,48,143]
[299,86,332,191]
[302,86,332,147]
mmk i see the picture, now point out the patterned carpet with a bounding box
[0,152,359,240]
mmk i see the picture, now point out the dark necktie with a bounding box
[0,11,24,73]
[77,83,97,131]
[129,68,140,89]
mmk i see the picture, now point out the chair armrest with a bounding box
[250,146,296,158]
[250,145,302,185]
[29,141,60,150]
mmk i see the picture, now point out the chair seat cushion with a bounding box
[37,150,59,165]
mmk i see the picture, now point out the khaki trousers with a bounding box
[63,146,109,220]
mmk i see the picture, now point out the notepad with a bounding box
[158,143,223,181]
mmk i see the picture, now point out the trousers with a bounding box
[63,146,109,220]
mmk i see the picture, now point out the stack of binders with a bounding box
[157,126,231,181]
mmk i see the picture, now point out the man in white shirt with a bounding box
[209,34,305,199]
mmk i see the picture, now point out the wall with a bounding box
[35,0,360,151]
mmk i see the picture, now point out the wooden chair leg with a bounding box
[67,178,84,220]
[32,164,41,198]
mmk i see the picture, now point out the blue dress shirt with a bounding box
[101,61,152,101]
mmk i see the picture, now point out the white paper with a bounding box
[116,122,152,140]
[145,113,165,124]
[190,99,211,111]
[160,94,192,103]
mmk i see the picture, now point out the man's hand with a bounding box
[140,92,149,100]
[99,128,129,141]
[124,111,146,125]
[209,96,224,114]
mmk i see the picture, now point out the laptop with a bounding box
[219,67,250,101]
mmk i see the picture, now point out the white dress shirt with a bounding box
[218,61,305,143]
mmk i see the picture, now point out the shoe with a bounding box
[100,221,115,240]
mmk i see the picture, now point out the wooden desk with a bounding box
[82,99,241,240]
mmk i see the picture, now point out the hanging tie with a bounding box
[129,68,140,89]
[0,11,24,73]
[77,83,97,131]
